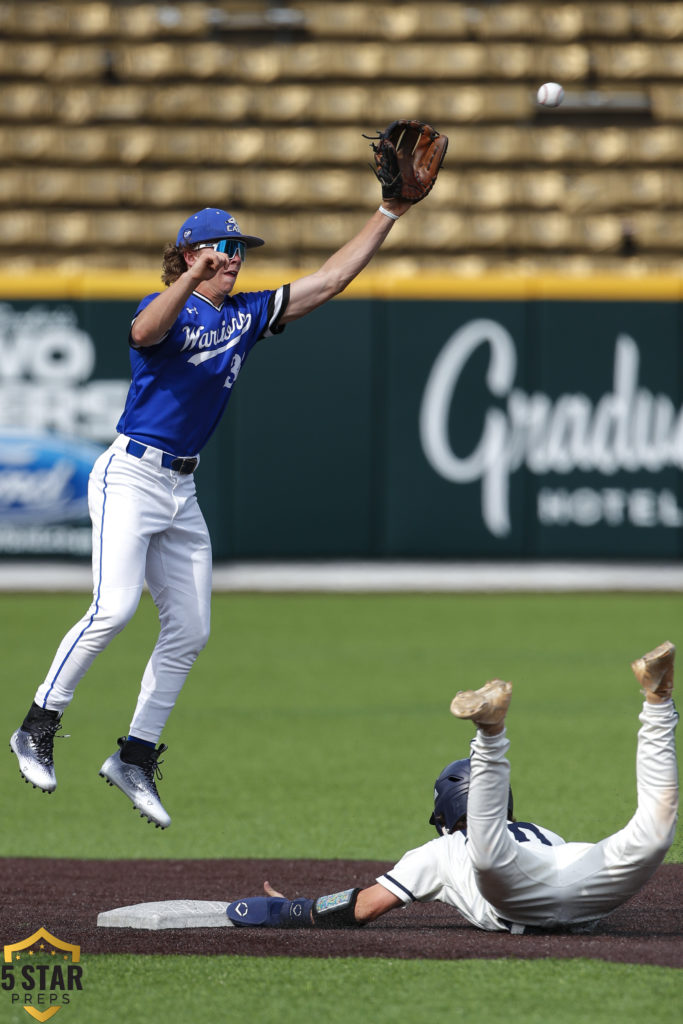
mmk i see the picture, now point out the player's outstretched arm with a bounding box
[226,880,401,928]
[280,198,410,324]
[281,119,447,325]
[354,883,403,922]
[265,880,400,923]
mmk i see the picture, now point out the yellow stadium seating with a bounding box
[2,0,683,270]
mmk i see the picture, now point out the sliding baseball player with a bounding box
[227,642,678,932]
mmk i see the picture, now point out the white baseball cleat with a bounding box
[630,641,675,703]
[9,704,64,793]
[10,728,58,792]
[99,738,171,829]
[450,679,513,727]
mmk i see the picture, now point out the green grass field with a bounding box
[2,590,682,1021]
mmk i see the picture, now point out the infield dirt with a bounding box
[1,858,680,966]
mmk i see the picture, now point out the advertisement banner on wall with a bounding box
[384,300,683,558]
[0,302,130,557]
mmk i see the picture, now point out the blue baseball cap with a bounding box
[175,208,265,249]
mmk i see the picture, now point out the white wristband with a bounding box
[378,205,400,222]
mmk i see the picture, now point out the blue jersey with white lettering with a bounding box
[116,285,289,454]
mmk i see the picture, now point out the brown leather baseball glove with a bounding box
[366,120,448,204]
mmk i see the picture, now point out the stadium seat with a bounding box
[534,43,590,81]
[469,126,537,164]
[148,84,251,122]
[297,3,392,38]
[0,83,54,120]
[299,213,366,251]
[403,3,473,39]
[62,2,113,38]
[532,127,599,165]
[578,215,625,254]
[650,85,683,122]
[111,42,181,80]
[297,2,470,41]
[592,43,669,79]
[398,210,469,250]
[71,85,150,124]
[460,172,515,210]
[253,85,315,123]
[173,169,241,210]
[626,169,675,207]
[238,211,303,252]
[632,3,683,40]
[114,2,210,39]
[1,209,50,246]
[46,126,131,164]
[0,168,30,204]
[475,4,542,39]
[536,5,585,42]
[32,168,98,205]
[0,40,53,77]
[439,85,531,122]
[311,86,376,124]
[513,170,567,209]
[45,44,111,82]
[467,213,515,250]
[7,2,69,36]
[519,212,577,250]
[632,126,683,163]
[629,211,683,250]
[583,4,634,38]
[0,125,56,161]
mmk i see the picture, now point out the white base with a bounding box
[97,900,234,930]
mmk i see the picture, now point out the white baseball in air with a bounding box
[536,82,564,108]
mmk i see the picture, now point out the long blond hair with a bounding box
[161,243,190,287]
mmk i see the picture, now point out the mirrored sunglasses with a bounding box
[194,239,246,262]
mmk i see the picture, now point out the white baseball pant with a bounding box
[34,435,213,743]
[467,700,679,930]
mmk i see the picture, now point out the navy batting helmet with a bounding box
[429,758,514,835]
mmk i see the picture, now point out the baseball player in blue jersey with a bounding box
[9,192,417,829]
[226,642,678,933]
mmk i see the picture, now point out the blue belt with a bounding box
[126,439,198,475]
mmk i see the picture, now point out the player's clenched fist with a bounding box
[186,247,233,281]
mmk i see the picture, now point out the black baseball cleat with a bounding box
[9,703,65,793]
[99,737,171,829]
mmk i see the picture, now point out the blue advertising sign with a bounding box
[0,300,131,556]
[0,430,104,524]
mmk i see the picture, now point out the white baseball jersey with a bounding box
[378,820,565,931]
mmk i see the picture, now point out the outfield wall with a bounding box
[1,271,682,560]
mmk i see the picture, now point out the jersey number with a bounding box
[507,822,552,846]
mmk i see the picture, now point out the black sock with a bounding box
[119,737,156,766]
[22,702,60,729]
